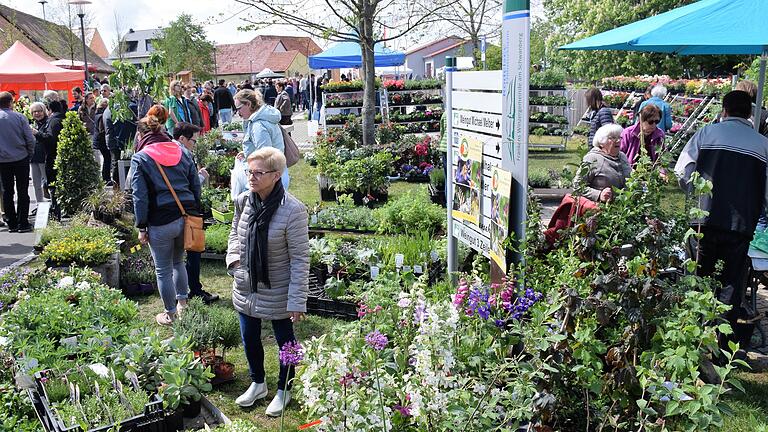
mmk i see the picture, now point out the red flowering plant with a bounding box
[383,79,405,91]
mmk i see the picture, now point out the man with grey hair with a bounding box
[577,123,631,203]
[0,91,35,232]
[638,84,673,133]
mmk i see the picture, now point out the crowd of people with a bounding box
[574,83,768,353]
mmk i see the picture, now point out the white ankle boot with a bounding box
[235,382,268,407]
[265,389,291,417]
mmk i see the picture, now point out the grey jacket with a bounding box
[0,108,35,163]
[226,191,309,320]
[577,148,631,202]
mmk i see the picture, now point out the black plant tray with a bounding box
[306,296,359,320]
[30,371,167,432]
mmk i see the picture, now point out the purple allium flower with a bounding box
[365,330,388,351]
[278,341,304,366]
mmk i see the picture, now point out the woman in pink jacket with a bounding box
[620,103,665,166]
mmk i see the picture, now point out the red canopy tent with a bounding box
[0,41,83,100]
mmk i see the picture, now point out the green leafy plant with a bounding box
[204,224,230,254]
[120,249,156,286]
[40,226,118,267]
[54,111,100,215]
[373,189,445,235]
[157,351,214,411]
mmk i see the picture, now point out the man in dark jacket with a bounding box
[43,100,65,193]
[105,100,138,185]
[93,99,111,182]
[0,91,35,232]
[182,85,203,127]
[675,90,768,348]
[263,79,278,106]
[214,79,235,124]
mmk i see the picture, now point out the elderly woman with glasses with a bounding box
[620,103,665,167]
[233,89,288,190]
[226,147,308,416]
[576,123,631,203]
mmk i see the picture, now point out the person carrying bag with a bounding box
[130,126,202,326]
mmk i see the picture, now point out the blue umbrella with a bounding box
[559,0,768,128]
[309,42,406,69]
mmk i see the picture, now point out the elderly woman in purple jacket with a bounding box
[620,103,665,166]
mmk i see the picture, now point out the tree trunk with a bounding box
[359,0,377,147]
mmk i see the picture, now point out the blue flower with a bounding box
[468,287,490,320]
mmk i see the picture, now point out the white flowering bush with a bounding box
[298,273,565,431]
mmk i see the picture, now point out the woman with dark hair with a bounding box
[275,82,293,125]
[78,92,97,135]
[93,98,111,182]
[44,100,66,189]
[585,88,614,147]
[620,104,665,166]
[198,94,213,132]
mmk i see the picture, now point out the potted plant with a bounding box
[204,224,229,256]
[84,186,127,224]
[40,225,120,288]
[158,351,214,418]
[120,250,156,296]
[211,198,234,224]
[428,168,446,207]
[54,111,101,216]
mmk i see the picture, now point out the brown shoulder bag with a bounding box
[153,159,206,252]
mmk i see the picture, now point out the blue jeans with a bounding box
[239,313,296,390]
[218,108,233,124]
[147,218,188,313]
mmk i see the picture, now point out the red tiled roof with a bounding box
[405,36,462,55]
[216,39,281,76]
[265,51,300,72]
[251,35,322,57]
[424,40,470,58]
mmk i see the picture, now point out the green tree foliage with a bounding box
[542,0,751,81]
[108,53,168,122]
[54,112,100,215]
[154,14,214,80]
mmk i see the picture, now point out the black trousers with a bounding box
[99,147,111,182]
[0,158,31,229]
[110,149,122,184]
[185,251,203,295]
[691,226,752,344]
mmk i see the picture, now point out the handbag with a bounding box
[153,159,205,252]
[280,125,300,167]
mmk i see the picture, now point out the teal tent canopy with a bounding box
[309,42,406,69]
[559,0,768,129]
[559,0,768,55]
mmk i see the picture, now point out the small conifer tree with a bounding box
[54,111,99,215]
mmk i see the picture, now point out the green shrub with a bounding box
[205,224,230,254]
[528,169,551,188]
[374,189,445,235]
[54,111,100,215]
[39,225,118,267]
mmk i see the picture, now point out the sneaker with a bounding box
[8,226,18,233]
[190,290,220,304]
[155,311,176,326]
[265,389,291,417]
[235,382,268,407]
[18,225,33,233]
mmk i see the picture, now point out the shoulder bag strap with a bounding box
[152,158,187,217]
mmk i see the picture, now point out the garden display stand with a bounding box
[529,85,571,151]
[384,87,443,135]
[322,89,386,130]
[666,95,717,156]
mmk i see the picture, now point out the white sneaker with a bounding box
[235,382,268,407]
[265,389,291,417]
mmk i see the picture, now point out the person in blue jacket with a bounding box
[638,85,674,133]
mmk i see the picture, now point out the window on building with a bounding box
[146,40,154,51]
[125,41,138,52]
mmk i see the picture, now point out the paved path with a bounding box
[0,181,40,269]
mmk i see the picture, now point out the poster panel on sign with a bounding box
[452,134,483,224]
[489,167,512,272]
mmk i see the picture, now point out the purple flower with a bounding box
[393,403,412,417]
[365,330,388,351]
[278,341,304,366]
[468,287,490,320]
[509,288,543,320]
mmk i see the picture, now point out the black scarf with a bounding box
[246,181,285,292]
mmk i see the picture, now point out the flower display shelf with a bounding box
[322,89,385,130]
[211,208,234,224]
[29,371,166,432]
[529,87,570,151]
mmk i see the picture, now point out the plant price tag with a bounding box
[370,266,380,279]
[413,265,423,274]
[395,254,404,268]
[311,214,318,225]
[430,250,439,262]
[403,265,411,273]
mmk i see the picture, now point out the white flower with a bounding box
[397,292,411,308]
[472,382,487,395]
[76,281,91,290]
[58,276,74,287]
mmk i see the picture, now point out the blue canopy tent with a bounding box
[559,0,768,129]
[309,41,406,69]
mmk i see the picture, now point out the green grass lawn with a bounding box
[128,146,767,431]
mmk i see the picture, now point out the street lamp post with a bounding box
[38,1,47,20]
[69,1,91,89]
[213,41,218,83]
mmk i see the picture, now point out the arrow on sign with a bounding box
[495,120,500,130]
